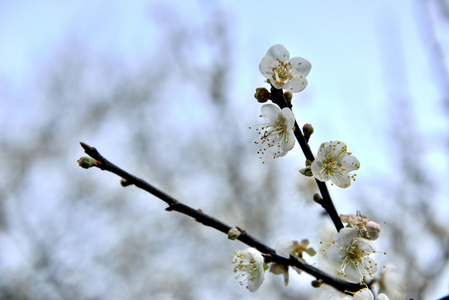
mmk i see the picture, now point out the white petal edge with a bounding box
[377,294,390,300]
[261,104,281,121]
[341,155,360,172]
[259,55,275,78]
[275,239,294,257]
[333,228,359,245]
[286,76,308,93]
[266,44,290,62]
[352,288,374,300]
[280,107,295,130]
[289,56,312,76]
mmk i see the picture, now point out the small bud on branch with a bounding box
[302,123,314,142]
[254,87,271,103]
[77,156,100,169]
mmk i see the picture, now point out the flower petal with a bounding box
[275,239,294,257]
[341,155,360,172]
[269,263,289,286]
[317,142,332,159]
[311,160,330,181]
[344,263,364,282]
[330,141,347,154]
[352,288,374,300]
[280,131,295,152]
[259,55,275,78]
[280,107,295,130]
[331,173,352,188]
[377,294,390,300]
[361,256,378,277]
[266,44,290,62]
[261,104,281,121]
[285,75,308,93]
[325,244,346,269]
[354,238,376,253]
[333,228,359,245]
[289,56,312,76]
[247,248,264,265]
[247,271,264,292]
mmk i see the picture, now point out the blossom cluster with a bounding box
[232,238,316,291]
[231,44,397,299]
[254,46,360,188]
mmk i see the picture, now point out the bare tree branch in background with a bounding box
[2,2,449,300]
[359,3,449,298]
[0,4,315,300]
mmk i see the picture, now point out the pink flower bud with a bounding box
[366,221,381,240]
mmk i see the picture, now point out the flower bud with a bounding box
[228,227,241,240]
[302,123,314,142]
[311,279,324,288]
[313,193,322,204]
[77,157,98,169]
[366,221,381,240]
[283,91,293,104]
[254,88,271,103]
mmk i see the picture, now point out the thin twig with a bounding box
[78,142,362,294]
[269,87,344,231]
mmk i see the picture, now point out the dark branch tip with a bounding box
[79,141,91,151]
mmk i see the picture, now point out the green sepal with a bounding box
[299,168,313,177]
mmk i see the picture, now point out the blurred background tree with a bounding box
[0,1,448,299]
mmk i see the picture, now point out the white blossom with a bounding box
[252,104,295,162]
[259,44,311,92]
[325,228,378,282]
[345,289,391,300]
[348,288,374,300]
[311,141,360,188]
[232,248,265,292]
[271,238,317,286]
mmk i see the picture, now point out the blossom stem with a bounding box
[78,142,361,294]
[269,87,344,231]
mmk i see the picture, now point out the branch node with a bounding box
[120,178,133,187]
[165,205,176,211]
[313,193,323,205]
[311,279,324,288]
[261,253,274,263]
[235,226,246,235]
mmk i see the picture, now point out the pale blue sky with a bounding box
[1,0,448,298]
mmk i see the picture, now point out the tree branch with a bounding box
[269,87,344,231]
[78,142,362,294]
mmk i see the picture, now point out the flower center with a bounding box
[347,244,363,260]
[338,242,366,276]
[322,147,349,176]
[322,157,340,176]
[253,116,289,161]
[273,60,292,84]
